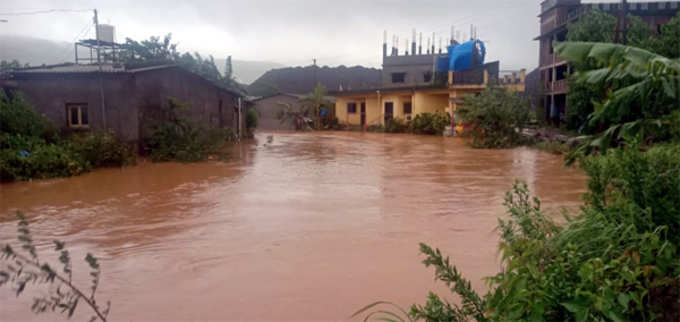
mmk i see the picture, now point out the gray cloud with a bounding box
[0,0,635,70]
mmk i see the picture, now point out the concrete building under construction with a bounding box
[536,0,680,123]
[332,28,524,129]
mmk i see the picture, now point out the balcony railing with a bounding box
[545,79,569,94]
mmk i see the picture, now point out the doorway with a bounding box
[360,102,366,126]
[384,102,394,122]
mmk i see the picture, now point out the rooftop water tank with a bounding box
[97,24,115,43]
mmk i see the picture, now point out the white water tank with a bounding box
[97,24,115,43]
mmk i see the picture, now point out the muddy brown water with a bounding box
[0,132,587,321]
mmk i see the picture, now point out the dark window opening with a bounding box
[391,72,406,83]
[556,64,568,81]
[403,102,412,114]
[347,102,357,114]
[423,71,433,82]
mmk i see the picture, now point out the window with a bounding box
[66,104,89,128]
[347,102,357,114]
[391,72,406,83]
[403,102,412,115]
[423,71,433,82]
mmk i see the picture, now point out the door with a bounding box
[360,102,366,126]
[384,102,394,122]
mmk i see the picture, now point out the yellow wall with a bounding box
[413,92,449,115]
[335,89,466,126]
[335,95,382,126]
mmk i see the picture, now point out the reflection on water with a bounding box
[0,132,587,321]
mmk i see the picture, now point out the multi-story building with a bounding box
[536,0,680,123]
[332,37,525,130]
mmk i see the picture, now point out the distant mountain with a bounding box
[0,35,281,84]
[214,58,284,85]
[0,35,73,66]
[248,65,381,97]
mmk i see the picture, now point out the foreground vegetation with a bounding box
[1,212,110,321]
[0,92,135,182]
[356,142,680,321]
[356,40,680,321]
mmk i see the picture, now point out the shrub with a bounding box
[147,98,233,162]
[410,112,451,135]
[366,124,385,133]
[66,131,136,168]
[385,118,410,133]
[0,90,135,182]
[533,140,571,155]
[0,91,56,140]
[246,107,258,130]
[457,86,531,148]
[356,144,680,321]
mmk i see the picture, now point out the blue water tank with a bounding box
[447,40,486,72]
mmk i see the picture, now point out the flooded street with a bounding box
[0,132,587,321]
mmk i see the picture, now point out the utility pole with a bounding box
[94,9,107,128]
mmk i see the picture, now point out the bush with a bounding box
[356,144,680,321]
[457,86,531,148]
[385,118,410,133]
[0,90,135,182]
[246,107,258,130]
[66,131,136,168]
[410,112,451,135]
[147,98,233,162]
[533,140,571,155]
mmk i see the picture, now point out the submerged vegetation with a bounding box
[146,98,236,162]
[1,212,110,321]
[0,92,135,182]
[457,86,532,148]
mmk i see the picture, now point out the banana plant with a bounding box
[554,42,680,159]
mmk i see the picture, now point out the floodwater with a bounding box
[0,132,587,321]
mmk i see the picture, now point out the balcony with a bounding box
[545,79,568,94]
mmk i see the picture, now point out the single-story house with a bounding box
[1,63,246,142]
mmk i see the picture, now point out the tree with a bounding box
[300,83,332,129]
[117,34,243,93]
[564,10,655,131]
[555,41,680,157]
[566,10,653,48]
[456,86,532,148]
[649,12,680,58]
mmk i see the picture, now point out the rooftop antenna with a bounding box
[431,32,435,54]
[427,37,431,54]
[411,28,417,56]
[418,32,422,55]
[396,36,399,56]
[383,30,387,57]
[470,24,474,40]
[450,25,455,45]
[405,37,409,55]
[438,37,442,54]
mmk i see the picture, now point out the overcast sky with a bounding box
[0,0,640,70]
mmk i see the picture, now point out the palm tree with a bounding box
[300,83,333,129]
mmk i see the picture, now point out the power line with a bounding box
[0,9,91,16]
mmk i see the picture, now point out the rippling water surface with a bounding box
[0,132,587,321]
